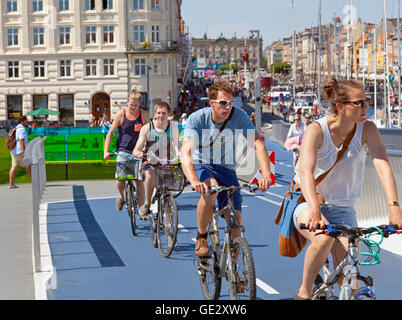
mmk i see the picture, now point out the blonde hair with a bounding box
[127,89,142,102]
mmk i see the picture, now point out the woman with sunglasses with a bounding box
[292,78,402,300]
[285,115,305,167]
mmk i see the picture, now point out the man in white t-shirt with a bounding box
[9,116,31,189]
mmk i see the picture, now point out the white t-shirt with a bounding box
[11,124,28,155]
[287,122,305,139]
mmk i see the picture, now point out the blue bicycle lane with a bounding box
[42,138,402,300]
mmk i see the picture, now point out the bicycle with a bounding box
[145,152,180,258]
[172,162,190,198]
[300,223,401,300]
[196,184,258,300]
[113,151,142,236]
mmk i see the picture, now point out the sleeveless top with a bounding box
[294,116,366,207]
[116,108,144,153]
[145,119,171,158]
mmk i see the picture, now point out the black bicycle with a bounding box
[172,162,190,198]
[197,184,258,300]
[146,153,180,258]
[113,151,142,236]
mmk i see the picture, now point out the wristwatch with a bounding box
[388,201,400,208]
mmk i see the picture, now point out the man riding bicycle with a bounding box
[180,80,272,257]
[104,90,150,211]
[133,101,179,219]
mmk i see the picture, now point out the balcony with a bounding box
[127,41,180,53]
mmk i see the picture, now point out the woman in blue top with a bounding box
[104,90,150,212]
[181,80,272,257]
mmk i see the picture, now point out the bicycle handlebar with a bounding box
[144,151,179,165]
[299,223,401,238]
[209,183,259,195]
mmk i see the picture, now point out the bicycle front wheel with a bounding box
[228,237,256,300]
[127,182,137,236]
[157,195,178,258]
[199,223,222,300]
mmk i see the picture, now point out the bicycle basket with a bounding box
[116,158,141,180]
[155,166,181,191]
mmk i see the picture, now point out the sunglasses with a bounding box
[294,118,301,121]
[212,99,233,106]
[342,100,367,108]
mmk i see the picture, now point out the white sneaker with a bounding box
[8,184,18,189]
[139,204,151,220]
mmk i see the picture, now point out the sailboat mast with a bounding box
[383,0,389,127]
[292,0,296,110]
[317,0,321,112]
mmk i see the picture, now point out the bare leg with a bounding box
[9,165,17,186]
[197,177,218,234]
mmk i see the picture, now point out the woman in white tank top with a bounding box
[293,79,402,300]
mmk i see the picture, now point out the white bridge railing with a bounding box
[23,136,47,272]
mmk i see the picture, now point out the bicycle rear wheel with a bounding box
[157,194,178,257]
[228,237,256,300]
[127,182,137,236]
[199,221,222,300]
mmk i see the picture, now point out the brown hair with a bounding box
[154,101,171,114]
[323,78,364,114]
[18,115,27,123]
[208,80,233,100]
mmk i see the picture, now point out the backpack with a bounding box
[6,127,17,150]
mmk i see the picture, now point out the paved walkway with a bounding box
[0,179,117,300]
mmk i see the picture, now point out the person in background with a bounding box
[285,114,305,167]
[9,116,31,189]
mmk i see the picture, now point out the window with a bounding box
[151,0,160,11]
[133,25,145,42]
[33,0,43,11]
[33,27,45,45]
[102,0,113,10]
[59,0,69,11]
[85,59,97,76]
[7,95,23,120]
[34,61,45,78]
[153,58,162,75]
[7,28,18,46]
[151,25,160,43]
[103,26,114,43]
[60,60,71,77]
[85,26,96,44]
[84,0,95,10]
[103,59,115,76]
[8,61,19,78]
[6,0,17,12]
[33,95,48,119]
[133,0,144,10]
[59,27,71,45]
[59,94,74,126]
[134,58,146,76]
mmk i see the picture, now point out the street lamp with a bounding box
[249,29,262,136]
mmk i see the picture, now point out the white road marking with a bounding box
[256,278,280,295]
[178,224,189,232]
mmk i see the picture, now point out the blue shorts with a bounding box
[194,164,242,211]
[293,202,358,230]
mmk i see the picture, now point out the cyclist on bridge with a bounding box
[292,79,402,300]
[133,101,179,219]
[103,90,150,212]
[180,80,272,257]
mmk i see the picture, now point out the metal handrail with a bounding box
[23,136,47,272]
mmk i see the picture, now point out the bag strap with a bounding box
[200,107,235,148]
[296,123,357,202]
[275,124,357,225]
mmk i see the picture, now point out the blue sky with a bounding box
[181,0,401,47]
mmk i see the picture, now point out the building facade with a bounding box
[0,0,183,125]
[192,35,263,72]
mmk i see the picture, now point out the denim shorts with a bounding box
[194,163,242,211]
[293,202,358,230]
